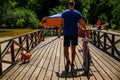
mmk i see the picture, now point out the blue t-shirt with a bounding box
[62,9,83,35]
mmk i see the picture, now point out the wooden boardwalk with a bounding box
[0,37,120,80]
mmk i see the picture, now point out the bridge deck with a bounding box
[0,37,120,80]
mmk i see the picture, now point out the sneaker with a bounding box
[83,61,86,69]
[71,63,75,68]
[65,61,70,72]
[71,63,75,70]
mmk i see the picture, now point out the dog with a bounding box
[21,51,31,63]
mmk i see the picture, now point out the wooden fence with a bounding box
[39,27,59,36]
[90,30,120,61]
[0,30,44,75]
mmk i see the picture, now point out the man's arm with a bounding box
[58,18,64,38]
[79,18,90,37]
[79,19,87,30]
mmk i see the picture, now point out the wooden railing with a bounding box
[0,30,44,75]
[90,30,120,61]
[39,27,59,36]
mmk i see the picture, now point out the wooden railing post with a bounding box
[90,30,92,40]
[93,31,96,45]
[41,30,44,41]
[112,35,115,55]
[0,30,45,74]
[91,29,120,61]
[0,43,2,75]
[98,31,100,48]
[104,33,107,52]
[31,33,34,48]
[19,37,22,51]
[35,32,37,46]
[11,40,15,64]
[26,35,29,51]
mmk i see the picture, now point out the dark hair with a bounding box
[68,0,75,6]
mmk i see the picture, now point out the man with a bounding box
[96,19,101,30]
[58,0,88,72]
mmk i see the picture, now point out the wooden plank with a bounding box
[89,45,119,80]
[37,68,46,80]
[67,46,79,80]
[88,41,113,80]
[14,65,32,80]
[18,37,56,79]
[44,39,59,80]
[51,39,60,80]
[29,67,41,80]
[22,65,36,80]
[91,52,117,80]
[65,47,73,80]
[34,39,55,79]
[9,39,50,80]
[78,41,111,80]
[75,46,86,80]
[9,64,27,80]
[0,63,21,80]
[90,44,120,80]
[76,47,89,80]
[0,44,40,79]
[37,39,57,79]
[91,44,120,71]
[28,40,49,80]
[91,59,111,80]
[59,39,65,80]
[78,41,112,80]
[78,38,98,79]
[77,41,96,80]
[3,46,40,79]
[1,36,120,80]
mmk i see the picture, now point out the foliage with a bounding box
[111,4,120,28]
[98,13,107,21]
[49,6,66,15]
[0,0,120,29]
[111,24,118,30]
[6,8,39,29]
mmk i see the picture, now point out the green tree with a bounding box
[6,8,39,28]
[0,0,120,29]
[0,0,17,25]
[49,6,66,15]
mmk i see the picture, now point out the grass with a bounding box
[0,29,37,37]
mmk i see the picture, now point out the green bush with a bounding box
[49,6,66,15]
[6,8,39,29]
[111,24,118,30]
[0,24,8,29]
[101,24,106,29]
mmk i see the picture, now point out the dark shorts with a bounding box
[64,35,78,47]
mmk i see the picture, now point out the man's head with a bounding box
[68,0,75,6]
[68,0,75,9]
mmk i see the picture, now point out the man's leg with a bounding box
[71,46,76,64]
[64,36,70,72]
[64,47,70,72]
[64,47,70,61]
[71,35,78,67]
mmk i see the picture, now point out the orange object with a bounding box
[38,17,62,28]
[78,27,90,38]
[21,52,31,63]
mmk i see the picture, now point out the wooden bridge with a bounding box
[0,29,120,80]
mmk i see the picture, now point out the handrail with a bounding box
[0,30,41,43]
[92,30,120,36]
[90,29,120,61]
[0,30,44,75]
